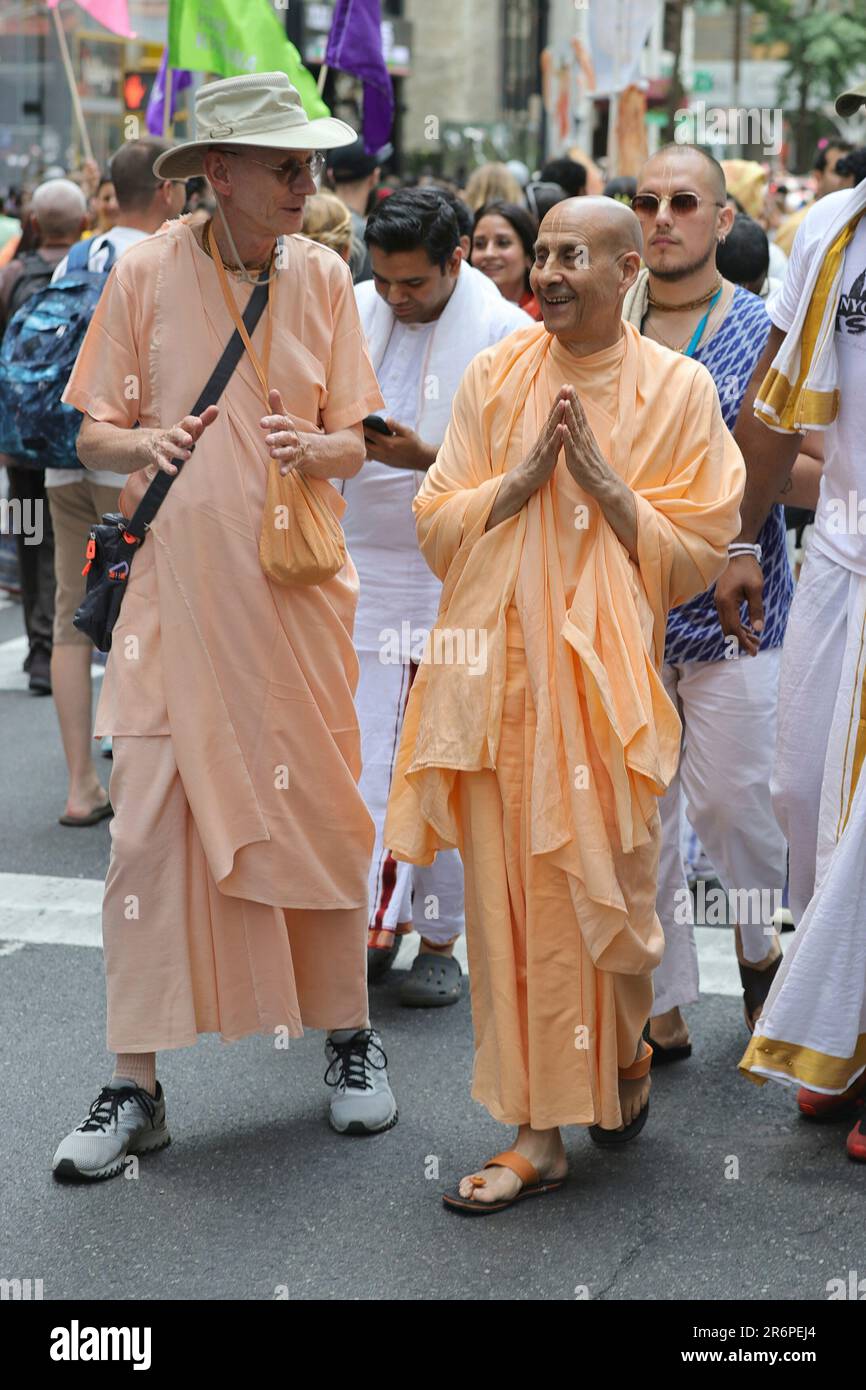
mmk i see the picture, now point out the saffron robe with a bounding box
[385,321,745,1122]
[64,219,384,912]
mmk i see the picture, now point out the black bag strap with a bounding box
[126,269,270,541]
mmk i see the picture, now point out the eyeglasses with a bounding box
[631,192,725,218]
[222,150,325,186]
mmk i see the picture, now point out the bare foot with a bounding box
[647,1005,690,1050]
[456,1124,567,1205]
[616,1041,652,1130]
[63,776,110,821]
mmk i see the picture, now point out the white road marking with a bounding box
[0,871,761,998]
[0,634,105,691]
[0,872,102,947]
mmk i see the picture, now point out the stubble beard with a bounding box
[648,239,717,282]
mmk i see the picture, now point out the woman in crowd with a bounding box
[470,199,540,319]
[301,190,353,263]
[462,161,524,213]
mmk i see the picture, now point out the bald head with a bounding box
[30,178,87,241]
[539,195,643,258]
[531,197,642,350]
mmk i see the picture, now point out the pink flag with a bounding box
[47,0,136,40]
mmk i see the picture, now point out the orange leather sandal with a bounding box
[441,1149,567,1216]
[589,1041,653,1147]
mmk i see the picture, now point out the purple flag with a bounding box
[146,48,193,138]
[324,0,394,154]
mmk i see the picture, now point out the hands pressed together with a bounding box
[521,384,614,498]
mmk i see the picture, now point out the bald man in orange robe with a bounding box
[385,198,746,1214]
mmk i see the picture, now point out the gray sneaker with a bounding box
[52,1082,170,1181]
[324,1029,398,1135]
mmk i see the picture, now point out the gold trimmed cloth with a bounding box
[754,183,866,434]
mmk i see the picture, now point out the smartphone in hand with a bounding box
[363,414,394,436]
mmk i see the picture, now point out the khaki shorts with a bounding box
[48,477,122,646]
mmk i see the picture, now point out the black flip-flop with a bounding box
[58,800,113,828]
[442,1150,566,1216]
[643,1020,692,1065]
[589,1040,652,1146]
[589,1100,650,1147]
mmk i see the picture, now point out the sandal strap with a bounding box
[619,1041,653,1081]
[483,1150,539,1186]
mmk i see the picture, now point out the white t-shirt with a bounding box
[340,316,442,653]
[766,188,866,575]
[46,225,150,490]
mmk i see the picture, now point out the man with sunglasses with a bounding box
[624,144,815,1059]
[51,75,398,1183]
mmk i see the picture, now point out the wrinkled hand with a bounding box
[363,417,434,471]
[520,387,569,492]
[560,387,612,496]
[143,405,220,477]
[715,554,764,656]
[261,388,309,476]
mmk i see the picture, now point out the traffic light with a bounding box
[123,70,156,112]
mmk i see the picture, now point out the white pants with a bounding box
[652,647,788,1016]
[356,649,464,944]
[744,548,866,1093]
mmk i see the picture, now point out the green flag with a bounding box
[168,0,329,119]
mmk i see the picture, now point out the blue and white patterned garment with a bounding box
[662,285,793,665]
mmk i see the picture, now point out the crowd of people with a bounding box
[2,69,866,1210]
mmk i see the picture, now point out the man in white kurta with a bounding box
[340,188,528,1004]
[722,82,866,1163]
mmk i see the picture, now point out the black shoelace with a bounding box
[323,1030,388,1093]
[78,1085,157,1133]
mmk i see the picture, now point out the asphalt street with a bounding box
[1,596,864,1302]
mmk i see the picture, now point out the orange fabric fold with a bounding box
[385,321,745,965]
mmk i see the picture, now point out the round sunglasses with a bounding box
[631,191,725,218]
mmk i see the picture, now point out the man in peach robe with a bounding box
[385,198,745,1213]
[52,75,398,1184]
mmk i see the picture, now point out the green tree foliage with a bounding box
[749,0,866,108]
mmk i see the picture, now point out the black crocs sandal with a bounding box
[400,951,463,1008]
[739,952,782,1033]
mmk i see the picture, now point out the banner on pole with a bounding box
[167,0,329,119]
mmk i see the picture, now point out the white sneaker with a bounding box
[324,1029,398,1135]
[52,1082,170,1181]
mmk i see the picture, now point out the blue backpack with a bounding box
[0,236,116,469]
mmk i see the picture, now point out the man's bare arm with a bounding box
[732,324,804,541]
[776,432,823,510]
[77,410,219,476]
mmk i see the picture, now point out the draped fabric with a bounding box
[385,321,745,967]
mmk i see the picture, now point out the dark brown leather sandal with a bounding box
[441,1149,567,1216]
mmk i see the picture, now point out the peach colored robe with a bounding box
[385,321,745,1124]
[64,219,383,913]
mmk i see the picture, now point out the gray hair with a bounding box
[31,178,88,239]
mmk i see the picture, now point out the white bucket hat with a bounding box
[153,71,357,181]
